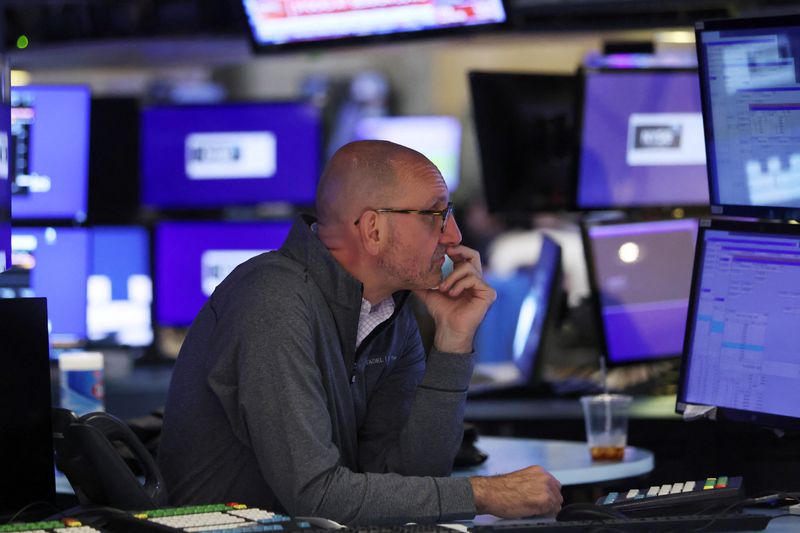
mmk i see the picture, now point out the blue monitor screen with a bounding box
[10,85,90,221]
[696,17,800,218]
[353,116,462,192]
[5,227,89,347]
[474,235,561,381]
[586,218,698,365]
[88,227,153,347]
[155,221,292,326]
[141,102,321,209]
[577,69,709,209]
[678,220,800,429]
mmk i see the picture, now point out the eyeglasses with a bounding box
[354,201,454,233]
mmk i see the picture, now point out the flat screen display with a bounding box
[88,227,153,347]
[696,16,800,219]
[475,236,561,378]
[353,115,462,191]
[155,221,292,326]
[141,102,321,209]
[3,227,90,348]
[10,85,90,221]
[678,219,800,429]
[0,100,10,271]
[577,69,709,209]
[584,218,698,365]
[241,0,506,52]
[469,71,578,214]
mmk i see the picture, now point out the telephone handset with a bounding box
[52,407,167,510]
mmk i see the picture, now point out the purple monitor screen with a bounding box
[577,70,709,209]
[155,221,292,326]
[5,227,89,348]
[586,218,698,364]
[141,102,321,209]
[353,116,462,192]
[696,18,800,218]
[10,85,90,221]
[678,220,800,428]
[241,0,505,52]
[0,101,10,270]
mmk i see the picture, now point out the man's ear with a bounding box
[357,211,383,256]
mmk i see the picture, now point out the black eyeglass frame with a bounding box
[354,201,454,233]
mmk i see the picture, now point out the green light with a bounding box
[16,35,29,49]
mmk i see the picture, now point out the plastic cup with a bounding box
[59,351,105,416]
[580,393,632,461]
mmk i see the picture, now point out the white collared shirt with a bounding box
[357,297,395,348]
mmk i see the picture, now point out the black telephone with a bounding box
[51,407,168,510]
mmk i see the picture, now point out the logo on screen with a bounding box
[185,132,276,180]
[200,249,270,296]
[626,113,706,167]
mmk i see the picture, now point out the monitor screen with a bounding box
[155,221,292,326]
[0,298,55,516]
[469,71,578,214]
[88,226,153,347]
[678,219,800,429]
[577,69,709,209]
[696,16,800,219]
[10,85,90,221]
[474,235,561,381]
[141,102,321,209]
[4,227,89,348]
[353,116,462,191]
[241,0,506,52]
[0,100,10,271]
[584,217,698,365]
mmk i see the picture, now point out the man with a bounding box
[158,140,562,525]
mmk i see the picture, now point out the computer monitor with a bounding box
[469,71,578,214]
[0,98,10,271]
[583,217,698,365]
[10,85,90,221]
[141,102,321,209]
[353,116,462,192]
[677,218,800,430]
[576,68,709,210]
[3,227,89,348]
[88,226,153,347]
[155,221,292,327]
[472,235,562,386]
[240,0,506,53]
[696,15,800,219]
[0,298,55,518]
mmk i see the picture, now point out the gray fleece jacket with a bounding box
[158,215,478,525]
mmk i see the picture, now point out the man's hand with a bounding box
[469,466,563,518]
[413,244,496,354]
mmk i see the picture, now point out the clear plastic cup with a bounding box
[580,393,632,461]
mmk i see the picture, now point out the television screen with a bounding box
[696,15,800,219]
[584,217,698,365]
[10,85,90,221]
[353,116,462,191]
[0,100,10,271]
[141,102,321,209]
[155,221,292,326]
[678,218,800,430]
[88,227,153,347]
[577,69,709,209]
[241,0,506,52]
[469,71,578,214]
[3,227,90,348]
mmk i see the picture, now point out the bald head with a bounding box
[316,140,441,226]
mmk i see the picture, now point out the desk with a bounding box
[454,436,654,486]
